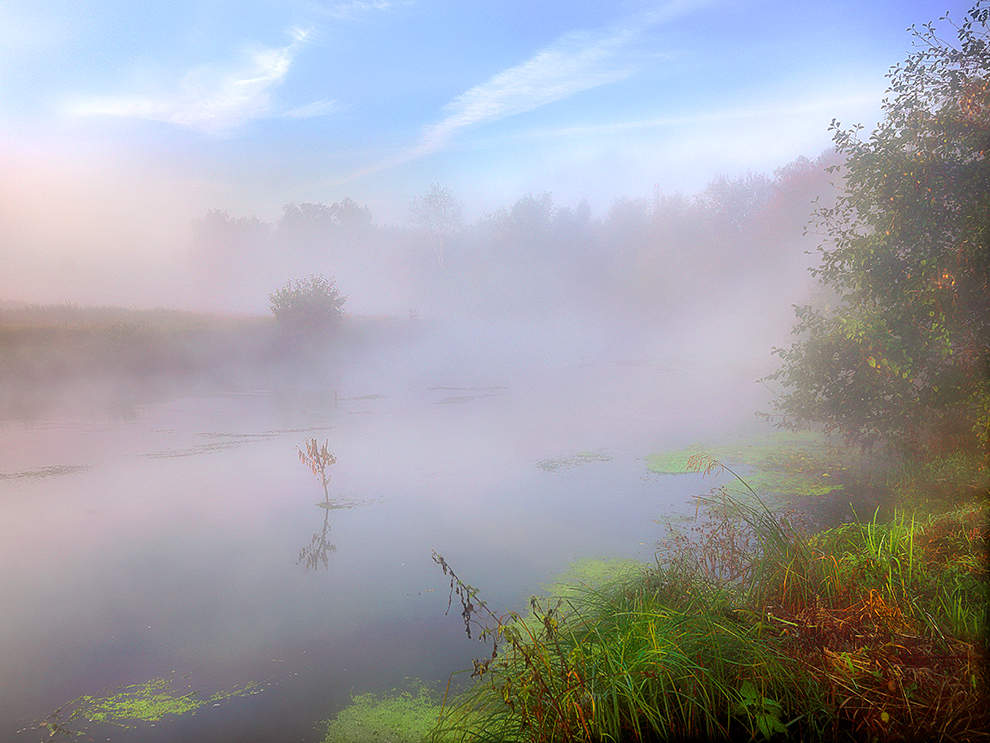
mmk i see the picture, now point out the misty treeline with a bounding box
[190,154,838,326]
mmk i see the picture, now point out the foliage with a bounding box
[427,461,989,743]
[410,183,464,236]
[299,437,336,498]
[269,274,346,332]
[768,2,990,455]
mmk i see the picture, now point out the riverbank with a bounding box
[0,303,415,418]
[323,438,988,742]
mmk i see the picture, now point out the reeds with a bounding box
[430,458,989,742]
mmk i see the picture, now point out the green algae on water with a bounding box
[322,682,444,743]
[540,557,644,600]
[646,431,848,497]
[34,674,263,737]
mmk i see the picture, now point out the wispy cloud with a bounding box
[344,0,707,181]
[63,27,318,133]
[512,91,881,140]
[309,0,409,21]
[281,98,338,119]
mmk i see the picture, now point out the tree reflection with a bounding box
[298,503,336,570]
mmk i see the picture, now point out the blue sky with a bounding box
[0,0,973,222]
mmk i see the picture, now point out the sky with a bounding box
[0,0,973,226]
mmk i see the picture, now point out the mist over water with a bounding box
[1,334,768,741]
[0,149,844,740]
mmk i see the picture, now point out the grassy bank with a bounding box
[323,444,988,742]
[0,303,414,417]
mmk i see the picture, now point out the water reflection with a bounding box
[298,502,336,570]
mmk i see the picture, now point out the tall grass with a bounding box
[430,458,988,742]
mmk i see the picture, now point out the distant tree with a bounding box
[269,275,346,333]
[410,183,463,267]
[410,183,463,236]
[194,209,270,261]
[701,173,774,230]
[768,2,990,454]
[279,199,373,236]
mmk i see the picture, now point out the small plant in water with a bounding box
[299,437,336,500]
[297,438,339,570]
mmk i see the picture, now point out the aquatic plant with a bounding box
[28,674,262,738]
[299,437,336,499]
[322,682,445,743]
[647,430,849,499]
[536,451,612,472]
[297,438,342,569]
[427,457,989,742]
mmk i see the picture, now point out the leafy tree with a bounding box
[409,183,463,237]
[409,184,463,268]
[768,2,990,455]
[268,275,346,333]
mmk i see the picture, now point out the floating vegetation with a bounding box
[28,675,263,738]
[433,393,499,405]
[427,385,508,392]
[0,464,89,480]
[264,426,334,435]
[429,385,507,406]
[539,557,643,601]
[428,465,990,743]
[316,500,359,511]
[537,450,612,472]
[646,431,848,497]
[145,431,280,459]
[322,682,444,743]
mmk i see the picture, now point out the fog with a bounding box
[0,143,845,741]
[2,145,837,367]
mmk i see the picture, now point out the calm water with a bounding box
[1,350,767,742]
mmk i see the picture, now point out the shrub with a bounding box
[268,275,346,332]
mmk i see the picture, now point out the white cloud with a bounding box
[515,90,882,140]
[281,98,338,119]
[63,28,314,134]
[414,29,635,158]
[344,0,707,181]
[309,0,408,21]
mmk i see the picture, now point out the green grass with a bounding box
[314,437,988,743]
[425,455,989,742]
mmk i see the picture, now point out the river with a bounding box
[1,335,770,742]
